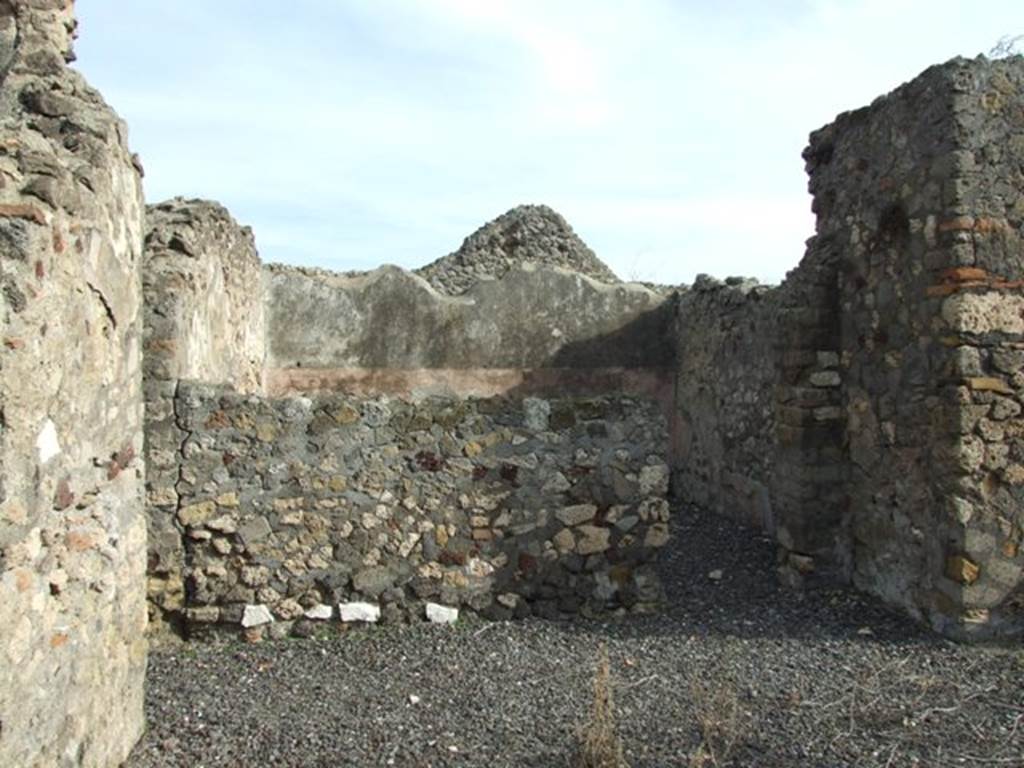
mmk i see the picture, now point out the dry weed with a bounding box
[687,662,746,767]
[574,644,630,768]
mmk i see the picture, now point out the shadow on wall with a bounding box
[503,295,678,405]
[541,296,677,370]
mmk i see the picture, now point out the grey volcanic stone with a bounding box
[523,397,551,431]
[416,204,620,295]
[353,566,396,597]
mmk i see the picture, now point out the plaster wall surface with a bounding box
[264,262,674,399]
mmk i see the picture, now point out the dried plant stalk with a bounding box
[575,644,630,768]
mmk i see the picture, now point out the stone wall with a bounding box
[675,266,846,576]
[672,55,1024,640]
[170,383,669,639]
[0,15,1018,768]
[820,57,1024,638]
[137,195,678,640]
[936,58,1024,636]
[0,1,147,765]
[144,198,264,392]
[143,197,264,632]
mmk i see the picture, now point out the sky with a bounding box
[73,1,1020,285]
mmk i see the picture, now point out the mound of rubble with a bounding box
[416,204,619,295]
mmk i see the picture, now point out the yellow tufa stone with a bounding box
[946,554,981,585]
[966,377,1013,395]
[443,570,469,589]
[643,523,670,548]
[215,491,239,508]
[332,404,360,425]
[233,413,255,431]
[147,487,177,506]
[576,524,611,555]
[177,500,215,527]
[479,431,506,448]
[255,423,278,442]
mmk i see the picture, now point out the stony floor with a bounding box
[127,508,1023,767]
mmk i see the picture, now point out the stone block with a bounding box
[425,603,459,624]
[237,516,273,548]
[339,602,381,623]
[555,504,596,526]
[809,371,841,388]
[576,525,611,555]
[638,464,670,496]
[304,604,334,620]
[241,604,274,627]
[946,555,980,586]
[643,523,670,548]
[178,501,216,527]
[352,566,395,597]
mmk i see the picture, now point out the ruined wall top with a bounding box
[144,197,266,394]
[0,1,77,80]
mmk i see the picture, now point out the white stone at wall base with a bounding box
[339,602,380,623]
[304,604,333,620]
[242,604,274,627]
[425,602,459,624]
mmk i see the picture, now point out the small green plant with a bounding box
[574,644,630,768]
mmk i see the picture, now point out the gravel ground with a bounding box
[127,508,1023,768]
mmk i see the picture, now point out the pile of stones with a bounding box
[416,204,620,295]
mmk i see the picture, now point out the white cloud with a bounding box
[422,0,613,128]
